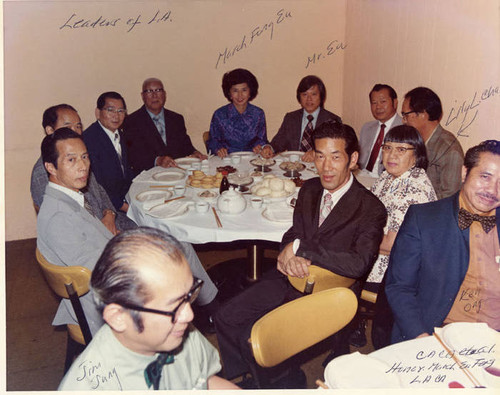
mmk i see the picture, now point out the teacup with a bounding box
[290,154,300,162]
[222,157,231,164]
[195,201,210,213]
[275,158,283,165]
[192,162,201,170]
[231,155,241,165]
[174,185,186,196]
[251,197,263,209]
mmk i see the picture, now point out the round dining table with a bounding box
[127,152,377,280]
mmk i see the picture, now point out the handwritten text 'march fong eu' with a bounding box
[215,8,292,69]
[445,84,499,138]
[59,10,172,33]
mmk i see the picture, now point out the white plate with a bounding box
[197,190,219,203]
[152,168,187,182]
[227,174,254,186]
[440,322,499,356]
[324,352,401,388]
[280,151,304,158]
[230,151,256,159]
[176,157,201,169]
[135,189,172,202]
[262,204,294,222]
[146,200,192,219]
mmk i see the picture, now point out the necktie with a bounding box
[366,123,386,172]
[144,352,174,390]
[319,193,333,227]
[153,116,166,145]
[300,115,314,152]
[83,196,95,217]
[114,132,124,174]
[458,208,497,234]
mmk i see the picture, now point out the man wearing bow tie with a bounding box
[386,140,500,343]
[83,92,134,213]
[59,228,239,391]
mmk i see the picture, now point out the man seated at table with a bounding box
[386,140,500,343]
[260,75,341,161]
[31,104,135,232]
[83,91,134,213]
[37,129,219,335]
[215,121,387,387]
[59,227,239,391]
[123,77,206,175]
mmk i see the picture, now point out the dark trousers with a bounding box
[214,269,303,380]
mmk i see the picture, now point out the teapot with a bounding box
[217,187,247,215]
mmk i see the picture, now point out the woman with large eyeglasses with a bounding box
[206,68,268,158]
[350,125,438,349]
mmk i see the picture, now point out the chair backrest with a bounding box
[250,287,358,368]
[288,265,355,294]
[36,248,93,344]
[36,248,91,298]
[203,131,210,153]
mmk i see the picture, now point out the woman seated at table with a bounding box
[207,68,268,158]
[366,125,437,291]
[350,125,437,349]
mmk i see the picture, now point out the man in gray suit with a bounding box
[37,129,219,335]
[260,75,341,161]
[358,84,403,176]
[30,104,135,233]
[402,87,464,199]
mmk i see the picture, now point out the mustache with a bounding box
[477,192,499,202]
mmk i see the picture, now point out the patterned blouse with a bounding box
[207,103,268,154]
[366,166,437,283]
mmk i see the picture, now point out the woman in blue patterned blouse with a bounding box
[207,69,268,158]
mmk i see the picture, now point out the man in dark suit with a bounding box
[358,84,403,176]
[83,92,134,212]
[215,121,387,386]
[122,78,206,175]
[260,75,341,162]
[386,140,500,343]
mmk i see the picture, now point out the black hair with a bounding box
[370,84,397,100]
[222,68,259,101]
[464,140,500,177]
[384,125,429,170]
[41,127,83,170]
[404,87,443,121]
[312,120,358,160]
[42,104,77,130]
[96,91,127,110]
[296,75,326,107]
[91,227,185,332]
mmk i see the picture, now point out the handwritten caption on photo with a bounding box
[60,10,172,33]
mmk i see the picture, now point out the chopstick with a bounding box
[315,379,328,389]
[433,333,483,387]
[149,185,175,188]
[212,207,223,228]
[164,196,185,204]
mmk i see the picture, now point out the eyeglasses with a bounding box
[143,88,165,95]
[121,278,203,323]
[103,107,127,115]
[401,110,418,120]
[381,145,416,154]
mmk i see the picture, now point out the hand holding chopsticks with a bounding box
[212,207,223,228]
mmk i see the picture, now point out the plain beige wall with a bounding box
[4,0,346,240]
[4,0,499,241]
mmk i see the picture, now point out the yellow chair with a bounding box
[288,265,355,294]
[35,248,93,371]
[248,287,357,387]
[203,131,210,153]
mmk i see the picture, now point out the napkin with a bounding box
[146,200,192,219]
[262,204,293,222]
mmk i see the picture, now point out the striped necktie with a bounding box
[300,115,314,152]
[319,193,333,227]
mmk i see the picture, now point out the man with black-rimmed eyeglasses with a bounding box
[59,227,239,391]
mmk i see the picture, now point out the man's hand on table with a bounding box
[260,145,274,159]
[191,150,208,160]
[101,210,119,235]
[277,242,311,278]
[156,155,177,168]
[301,150,315,162]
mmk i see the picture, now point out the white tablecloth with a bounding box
[127,154,379,245]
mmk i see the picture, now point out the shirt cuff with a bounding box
[292,238,300,254]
